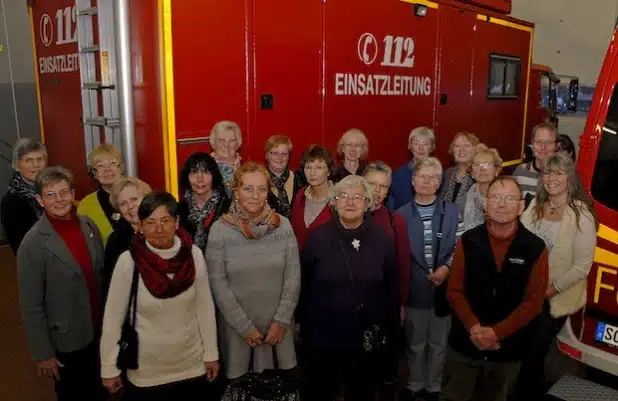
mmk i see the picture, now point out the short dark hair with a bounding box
[300,145,334,173]
[179,152,224,195]
[556,134,576,162]
[487,176,523,198]
[138,191,178,221]
[35,167,73,195]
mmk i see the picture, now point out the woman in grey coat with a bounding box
[206,161,301,379]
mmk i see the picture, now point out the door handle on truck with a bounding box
[440,93,448,105]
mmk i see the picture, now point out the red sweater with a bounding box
[48,213,101,327]
[290,187,333,250]
[371,206,412,306]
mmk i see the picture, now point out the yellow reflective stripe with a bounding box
[598,224,618,245]
[476,14,533,32]
[502,159,523,167]
[159,0,178,199]
[594,247,618,269]
[399,0,439,9]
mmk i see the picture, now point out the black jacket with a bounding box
[301,217,400,350]
[449,222,545,361]
[1,191,41,254]
[102,218,134,305]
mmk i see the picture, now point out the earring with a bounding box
[234,198,239,203]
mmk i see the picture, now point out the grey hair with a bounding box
[209,120,243,149]
[35,166,74,195]
[329,174,375,210]
[363,161,392,182]
[413,156,443,179]
[12,138,47,169]
[408,126,436,152]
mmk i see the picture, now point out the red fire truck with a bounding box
[28,0,558,198]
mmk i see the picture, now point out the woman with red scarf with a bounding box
[100,191,220,400]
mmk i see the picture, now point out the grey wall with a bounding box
[0,0,41,240]
[512,0,618,86]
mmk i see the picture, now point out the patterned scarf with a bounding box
[270,168,291,217]
[443,170,473,205]
[220,200,281,240]
[212,153,242,186]
[130,228,196,299]
[185,188,222,251]
[7,170,42,217]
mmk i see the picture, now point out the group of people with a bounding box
[0,119,596,401]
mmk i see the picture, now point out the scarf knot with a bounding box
[7,170,42,217]
[221,201,281,240]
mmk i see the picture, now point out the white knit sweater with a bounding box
[100,237,219,387]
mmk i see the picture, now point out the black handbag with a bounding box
[222,345,301,401]
[116,265,140,371]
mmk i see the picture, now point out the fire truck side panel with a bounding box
[469,19,531,165]
[30,0,93,198]
[131,0,166,191]
[252,1,324,168]
[323,0,438,169]
[456,0,512,14]
[171,0,250,165]
[434,5,475,162]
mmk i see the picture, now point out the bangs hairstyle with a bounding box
[337,128,369,159]
[138,191,178,221]
[229,161,272,192]
[110,177,152,211]
[12,138,47,169]
[413,156,443,179]
[449,132,480,155]
[88,143,123,168]
[408,126,436,152]
[533,152,596,230]
[300,145,334,173]
[179,152,224,195]
[472,144,503,174]
[265,135,293,153]
[330,174,375,210]
[35,166,74,195]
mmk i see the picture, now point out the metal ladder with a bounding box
[75,0,121,158]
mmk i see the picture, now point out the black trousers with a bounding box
[55,341,106,401]
[512,303,567,399]
[303,344,380,401]
[122,375,209,401]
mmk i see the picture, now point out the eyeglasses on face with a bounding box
[542,169,567,178]
[42,188,72,201]
[487,194,521,204]
[335,193,367,204]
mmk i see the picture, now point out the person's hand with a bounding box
[205,360,220,382]
[471,327,500,350]
[545,285,558,299]
[37,358,61,380]
[264,322,286,345]
[428,265,450,286]
[244,328,264,347]
[102,376,123,393]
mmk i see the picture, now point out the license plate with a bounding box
[595,322,618,347]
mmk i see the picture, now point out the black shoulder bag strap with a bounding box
[433,201,446,272]
[125,266,139,328]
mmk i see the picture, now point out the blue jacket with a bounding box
[396,199,458,309]
[388,163,415,210]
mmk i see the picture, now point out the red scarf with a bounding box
[130,228,196,299]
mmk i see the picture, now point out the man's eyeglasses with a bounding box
[487,194,521,204]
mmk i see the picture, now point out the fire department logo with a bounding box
[40,14,53,47]
[357,33,378,65]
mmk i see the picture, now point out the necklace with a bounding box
[548,201,567,214]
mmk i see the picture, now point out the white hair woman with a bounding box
[301,175,399,401]
[389,126,435,210]
[517,152,596,399]
[438,132,480,214]
[463,145,502,232]
[1,138,47,254]
[395,157,459,400]
[331,128,369,183]
[209,120,243,187]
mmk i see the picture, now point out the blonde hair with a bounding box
[230,161,272,192]
[413,156,443,179]
[265,135,293,153]
[209,120,243,149]
[408,126,436,152]
[330,174,375,210]
[110,177,153,211]
[88,143,123,168]
[338,128,369,159]
[472,144,503,174]
[363,160,392,182]
[449,132,480,155]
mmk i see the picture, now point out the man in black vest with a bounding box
[441,176,549,401]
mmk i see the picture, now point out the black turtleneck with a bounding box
[300,215,400,350]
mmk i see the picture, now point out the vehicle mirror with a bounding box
[568,78,579,112]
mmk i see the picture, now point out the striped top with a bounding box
[513,162,540,199]
[416,200,436,270]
